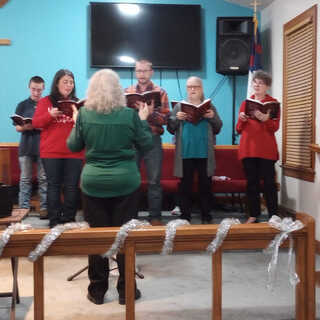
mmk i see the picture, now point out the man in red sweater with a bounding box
[125,59,170,225]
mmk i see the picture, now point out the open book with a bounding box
[11,114,32,126]
[125,91,161,109]
[57,99,85,117]
[171,99,211,124]
[147,111,168,127]
[245,98,280,120]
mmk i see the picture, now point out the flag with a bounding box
[247,15,262,98]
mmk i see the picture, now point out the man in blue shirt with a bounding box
[14,76,47,218]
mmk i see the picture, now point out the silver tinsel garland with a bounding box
[264,215,304,290]
[101,219,150,259]
[28,222,89,262]
[0,223,33,256]
[206,218,240,254]
[161,219,190,255]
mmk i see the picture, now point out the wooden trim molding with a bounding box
[316,240,320,287]
[315,240,320,255]
[158,143,240,150]
[0,39,11,45]
[309,143,320,153]
[0,0,9,8]
[282,5,317,182]
[0,142,19,147]
[282,166,315,182]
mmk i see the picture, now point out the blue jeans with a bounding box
[18,156,47,210]
[42,158,82,226]
[137,135,163,219]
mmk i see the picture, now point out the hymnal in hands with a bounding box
[11,114,32,126]
[125,91,161,109]
[147,111,168,127]
[245,98,280,120]
[57,99,85,117]
[171,98,212,124]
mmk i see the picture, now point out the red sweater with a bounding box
[236,94,280,161]
[32,96,84,159]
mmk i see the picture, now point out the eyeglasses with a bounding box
[135,69,152,74]
[187,85,201,90]
[253,80,267,86]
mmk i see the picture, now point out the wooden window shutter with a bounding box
[282,5,317,182]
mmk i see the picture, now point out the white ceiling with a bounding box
[223,0,275,11]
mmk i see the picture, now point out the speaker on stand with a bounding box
[216,17,253,144]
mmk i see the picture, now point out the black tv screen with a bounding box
[90,2,202,69]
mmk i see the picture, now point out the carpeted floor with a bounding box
[1,208,320,319]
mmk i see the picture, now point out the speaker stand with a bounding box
[231,75,237,145]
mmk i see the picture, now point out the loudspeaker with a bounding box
[216,17,253,75]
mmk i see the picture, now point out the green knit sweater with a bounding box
[67,106,153,198]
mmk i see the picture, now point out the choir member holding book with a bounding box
[32,69,84,228]
[13,76,47,218]
[236,70,280,223]
[167,76,222,223]
[125,59,170,226]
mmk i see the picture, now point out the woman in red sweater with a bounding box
[32,69,84,228]
[236,70,280,223]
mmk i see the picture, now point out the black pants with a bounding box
[242,158,278,218]
[179,158,212,220]
[42,158,82,226]
[82,188,140,299]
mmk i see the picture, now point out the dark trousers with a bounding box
[82,188,140,299]
[42,158,82,226]
[179,158,212,220]
[242,157,278,218]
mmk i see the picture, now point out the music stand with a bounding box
[67,257,144,281]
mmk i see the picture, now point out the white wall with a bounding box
[261,0,320,238]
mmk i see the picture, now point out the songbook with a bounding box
[245,98,280,120]
[171,98,212,124]
[10,114,32,126]
[57,99,85,117]
[125,91,161,109]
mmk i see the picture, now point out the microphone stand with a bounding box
[232,74,237,145]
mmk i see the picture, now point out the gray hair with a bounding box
[252,70,272,87]
[85,69,126,114]
[186,76,205,101]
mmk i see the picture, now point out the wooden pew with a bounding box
[0,212,315,320]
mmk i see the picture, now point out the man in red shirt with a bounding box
[125,59,170,225]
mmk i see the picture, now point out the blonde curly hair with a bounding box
[85,69,126,114]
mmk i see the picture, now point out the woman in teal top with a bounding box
[167,76,222,223]
[67,69,153,306]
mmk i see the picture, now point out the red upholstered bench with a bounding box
[140,144,247,196]
[140,144,179,193]
[213,145,247,194]
[0,143,250,210]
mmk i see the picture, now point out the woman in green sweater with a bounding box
[67,69,153,305]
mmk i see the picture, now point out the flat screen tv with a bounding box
[90,2,202,69]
